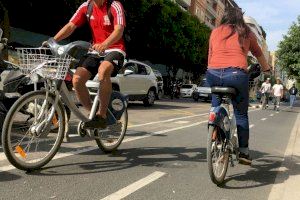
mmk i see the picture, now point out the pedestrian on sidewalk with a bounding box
[272,78,284,111]
[289,83,298,108]
[260,78,272,109]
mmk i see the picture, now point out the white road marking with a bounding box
[270,114,274,117]
[101,171,166,200]
[0,121,206,172]
[128,113,208,128]
[276,112,279,114]
[261,118,267,121]
[0,108,261,172]
[250,124,255,129]
[174,121,190,124]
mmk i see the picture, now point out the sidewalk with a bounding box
[268,102,300,200]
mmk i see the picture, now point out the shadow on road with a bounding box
[25,146,206,176]
[0,171,22,182]
[219,150,300,189]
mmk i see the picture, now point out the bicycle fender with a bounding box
[208,106,230,136]
[109,91,127,120]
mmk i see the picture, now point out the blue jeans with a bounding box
[290,95,296,107]
[206,68,249,153]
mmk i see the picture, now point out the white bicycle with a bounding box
[1,39,128,171]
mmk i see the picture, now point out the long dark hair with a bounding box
[220,7,250,51]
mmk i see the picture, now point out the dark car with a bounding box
[192,78,212,102]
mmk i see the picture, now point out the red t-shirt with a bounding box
[208,25,262,70]
[70,0,126,55]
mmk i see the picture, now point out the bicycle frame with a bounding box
[37,79,119,135]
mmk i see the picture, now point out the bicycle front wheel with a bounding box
[207,125,229,185]
[94,109,128,153]
[2,90,66,171]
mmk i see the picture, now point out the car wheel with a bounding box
[143,90,155,106]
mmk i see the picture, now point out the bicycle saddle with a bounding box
[211,87,236,95]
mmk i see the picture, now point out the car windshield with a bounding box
[181,85,193,89]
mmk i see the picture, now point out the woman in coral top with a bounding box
[206,7,270,165]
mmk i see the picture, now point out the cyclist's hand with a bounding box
[41,41,49,47]
[92,42,108,53]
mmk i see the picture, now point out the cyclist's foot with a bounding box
[238,153,252,165]
[83,115,107,129]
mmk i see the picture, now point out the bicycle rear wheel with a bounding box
[94,109,128,153]
[207,125,229,185]
[2,90,65,171]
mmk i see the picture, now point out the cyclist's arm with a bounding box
[54,22,77,42]
[102,25,124,47]
[53,2,86,42]
[101,1,125,47]
[249,32,270,72]
[257,55,270,72]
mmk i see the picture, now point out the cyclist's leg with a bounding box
[73,55,100,111]
[98,52,124,118]
[222,68,250,155]
[73,67,92,111]
[98,61,114,118]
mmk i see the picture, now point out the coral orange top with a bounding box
[208,25,262,70]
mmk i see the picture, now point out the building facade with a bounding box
[173,0,239,30]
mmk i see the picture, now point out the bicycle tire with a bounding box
[2,90,66,171]
[95,109,128,153]
[207,125,229,185]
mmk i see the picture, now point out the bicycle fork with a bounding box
[31,90,59,137]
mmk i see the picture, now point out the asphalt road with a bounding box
[0,98,299,200]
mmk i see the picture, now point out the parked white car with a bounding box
[180,84,197,98]
[86,60,158,106]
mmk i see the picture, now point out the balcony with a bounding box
[206,1,217,17]
[175,0,191,10]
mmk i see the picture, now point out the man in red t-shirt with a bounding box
[53,0,126,129]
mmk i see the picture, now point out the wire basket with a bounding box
[16,48,73,80]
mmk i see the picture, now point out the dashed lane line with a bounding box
[127,113,208,128]
[174,121,190,124]
[100,171,166,200]
[270,114,274,117]
[250,124,255,129]
[261,118,267,121]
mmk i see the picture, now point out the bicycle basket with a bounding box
[16,48,72,80]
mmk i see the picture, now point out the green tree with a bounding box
[276,16,300,78]
[124,0,210,75]
[0,1,10,38]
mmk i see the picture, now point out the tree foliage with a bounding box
[124,0,210,71]
[2,0,210,73]
[276,16,300,78]
[0,1,10,38]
